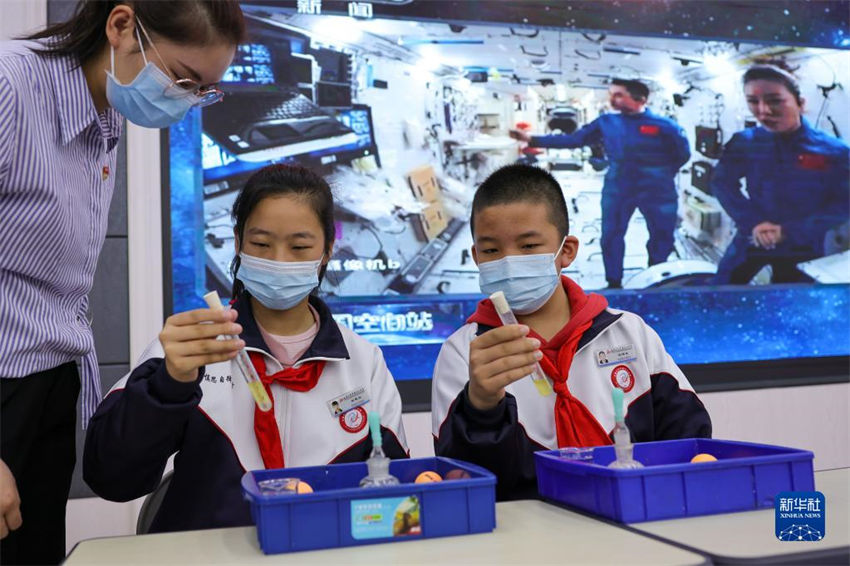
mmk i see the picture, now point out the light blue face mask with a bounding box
[237,252,323,311]
[478,237,566,315]
[105,23,199,128]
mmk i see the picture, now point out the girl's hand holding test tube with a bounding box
[203,291,273,411]
[159,306,245,383]
[467,293,546,411]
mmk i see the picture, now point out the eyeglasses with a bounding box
[163,79,225,108]
[135,18,225,108]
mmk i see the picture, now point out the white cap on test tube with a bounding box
[203,290,225,311]
[490,291,511,316]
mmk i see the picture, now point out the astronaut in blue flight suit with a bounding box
[711,65,850,284]
[511,79,691,288]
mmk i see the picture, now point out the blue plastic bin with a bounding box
[534,438,814,523]
[241,457,496,554]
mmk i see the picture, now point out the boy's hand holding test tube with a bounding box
[466,291,552,411]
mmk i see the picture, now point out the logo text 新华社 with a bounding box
[775,491,825,542]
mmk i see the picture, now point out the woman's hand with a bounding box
[751,221,783,249]
[0,459,21,539]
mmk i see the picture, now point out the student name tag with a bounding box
[327,386,369,418]
[595,344,638,367]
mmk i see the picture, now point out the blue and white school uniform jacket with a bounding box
[431,302,711,501]
[84,294,408,533]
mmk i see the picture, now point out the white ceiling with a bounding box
[244,6,836,95]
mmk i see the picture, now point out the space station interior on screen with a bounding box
[199,6,850,300]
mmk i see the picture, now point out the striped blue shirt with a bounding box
[0,40,122,427]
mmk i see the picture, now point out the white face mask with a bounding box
[236,252,323,311]
[477,237,566,314]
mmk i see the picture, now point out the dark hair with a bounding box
[611,78,650,102]
[25,1,245,67]
[230,164,336,298]
[742,64,802,105]
[470,164,569,239]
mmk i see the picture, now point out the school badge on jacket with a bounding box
[610,364,635,392]
[340,406,368,433]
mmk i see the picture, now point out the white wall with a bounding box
[0,0,46,41]
[355,56,433,176]
[126,124,164,363]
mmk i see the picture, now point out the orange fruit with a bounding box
[415,471,443,483]
[691,453,717,463]
[295,480,313,493]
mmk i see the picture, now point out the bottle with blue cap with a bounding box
[359,411,401,487]
[608,387,644,469]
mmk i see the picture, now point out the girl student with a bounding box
[84,164,408,533]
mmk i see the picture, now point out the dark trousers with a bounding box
[601,188,678,283]
[714,237,818,284]
[1,363,79,566]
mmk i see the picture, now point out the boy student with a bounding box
[431,164,711,500]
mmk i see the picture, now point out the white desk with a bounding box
[628,468,849,564]
[454,137,518,152]
[797,250,850,284]
[64,500,707,565]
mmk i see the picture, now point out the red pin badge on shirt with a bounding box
[610,365,635,392]
[339,406,368,433]
[101,165,110,181]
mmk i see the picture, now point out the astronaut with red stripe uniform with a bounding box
[511,79,691,288]
[711,65,850,284]
[431,164,711,500]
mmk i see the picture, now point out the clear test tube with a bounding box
[489,291,553,397]
[203,291,273,412]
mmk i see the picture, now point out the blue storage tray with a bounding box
[241,457,496,554]
[535,438,814,523]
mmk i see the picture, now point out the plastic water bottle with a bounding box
[359,412,401,487]
[608,387,644,469]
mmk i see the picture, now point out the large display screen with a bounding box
[165,1,850,404]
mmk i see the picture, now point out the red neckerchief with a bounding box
[249,351,326,469]
[468,276,611,448]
